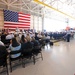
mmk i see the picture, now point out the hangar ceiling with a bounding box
[0,0,75,18]
[0,0,43,16]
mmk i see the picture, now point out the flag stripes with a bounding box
[3,10,30,30]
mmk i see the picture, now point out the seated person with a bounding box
[31,37,40,46]
[1,32,7,44]
[25,33,31,42]
[8,38,21,58]
[0,45,8,66]
[20,34,27,44]
[21,41,33,53]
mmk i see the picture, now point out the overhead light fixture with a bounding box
[33,0,75,20]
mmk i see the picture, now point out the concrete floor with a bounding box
[1,39,75,75]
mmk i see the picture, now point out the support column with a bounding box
[0,10,4,29]
[42,14,44,32]
[33,15,34,30]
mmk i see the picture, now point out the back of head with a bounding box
[21,35,26,43]
[12,38,20,47]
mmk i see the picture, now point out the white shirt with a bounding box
[0,41,4,46]
[6,34,14,40]
[46,36,50,39]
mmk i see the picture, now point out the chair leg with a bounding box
[47,43,49,49]
[33,55,35,64]
[40,52,43,60]
[6,64,9,75]
[9,61,12,72]
[21,58,25,68]
[23,59,25,68]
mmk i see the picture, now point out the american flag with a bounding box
[3,10,30,30]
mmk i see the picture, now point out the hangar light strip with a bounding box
[33,0,75,20]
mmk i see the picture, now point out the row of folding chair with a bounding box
[0,45,43,75]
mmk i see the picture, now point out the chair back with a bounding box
[33,40,41,50]
[9,49,21,60]
[22,42,33,54]
[10,49,21,55]
[23,48,33,53]
[34,45,41,50]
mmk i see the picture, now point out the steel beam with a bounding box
[33,0,75,20]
